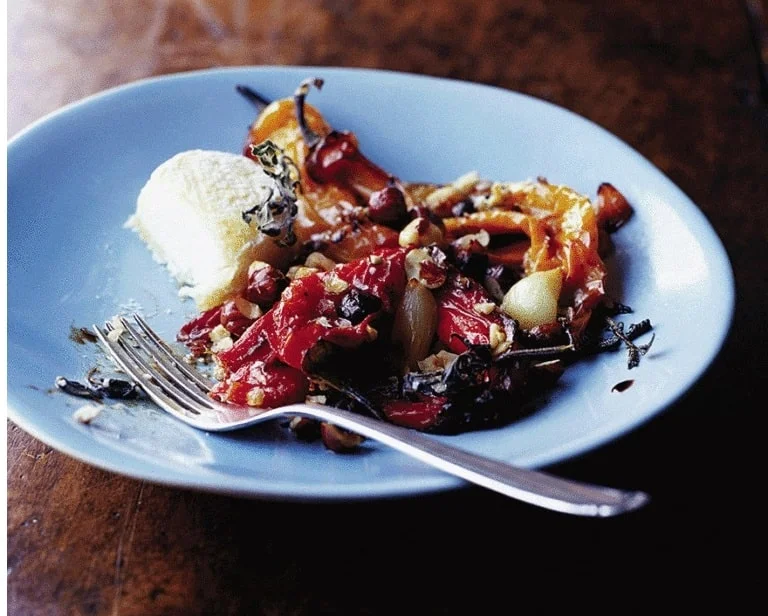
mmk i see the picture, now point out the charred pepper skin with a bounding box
[435,272,517,354]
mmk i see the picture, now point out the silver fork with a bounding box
[93,314,650,517]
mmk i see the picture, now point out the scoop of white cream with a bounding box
[127,150,296,310]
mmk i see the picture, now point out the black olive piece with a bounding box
[338,288,383,325]
[97,378,141,399]
[85,373,142,400]
[454,250,489,281]
[55,377,100,400]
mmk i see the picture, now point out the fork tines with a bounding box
[94,314,216,417]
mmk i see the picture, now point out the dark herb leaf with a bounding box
[243,140,301,247]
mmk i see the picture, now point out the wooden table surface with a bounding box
[7,1,767,613]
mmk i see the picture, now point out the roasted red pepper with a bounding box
[211,248,407,408]
[209,313,309,409]
[272,247,405,371]
[596,182,633,232]
[214,360,309,409]
[177,306,223,357]
[381,395,448,430]
[435,272,517,354]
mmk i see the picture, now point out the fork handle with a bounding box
[287,404,649,517]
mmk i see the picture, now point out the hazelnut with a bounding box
[368,185,407,226]
[220,299,255,337]
[289,416,321,441]
[245,262,288,306]
[320,423,364,453]
[234,297,263,320]
[398,217,444,248]
[405,248,447,289]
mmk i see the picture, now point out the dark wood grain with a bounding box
[7,1,767,613]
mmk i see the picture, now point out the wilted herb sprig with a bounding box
[602,317,655,369]
[242,140,300,247]
[55,373,141,401]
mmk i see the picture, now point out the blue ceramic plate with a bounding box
[7,67,735,500]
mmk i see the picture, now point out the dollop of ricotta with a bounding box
[127,150,296,310]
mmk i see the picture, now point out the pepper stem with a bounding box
[293,77,324,148]
[235,84,271,111]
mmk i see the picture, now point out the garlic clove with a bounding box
[501,268,563,330]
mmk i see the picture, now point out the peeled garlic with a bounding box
[501,268,563,329]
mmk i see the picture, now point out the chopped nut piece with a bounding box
[106,316,126,342]
[305,251,336,271]
[453,229,491,250]
[322,271,349,294]
[473,302,497,315]
[234,297,263,320]
[425,171,480,208]
[210,324,234,352]
[287,265,320,280]
[368,254,383,265]
[213,363,227,381]
[246,387,265,407]
[474,182,511,211]
[405,248,429,280]
[209,324,230,342]
[489,323,506,349]
[418,350,459,372]
[366,325,378,341]
[398,218,422,247]
[73,405,101,424]
[211,335,234,353]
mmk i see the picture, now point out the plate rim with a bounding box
[7,65,736,500]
